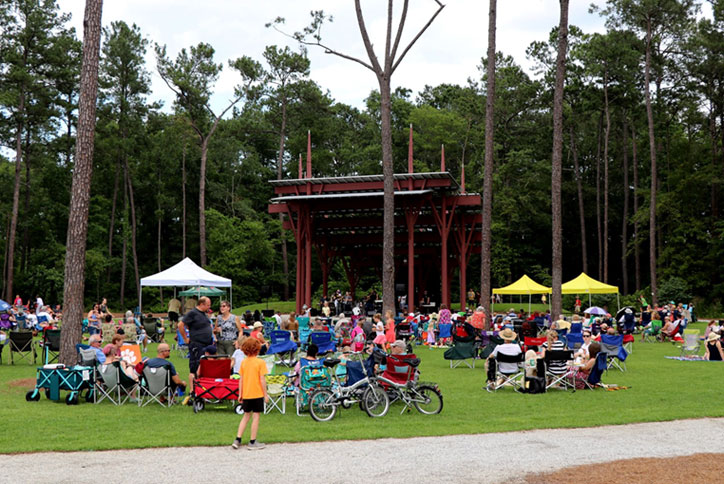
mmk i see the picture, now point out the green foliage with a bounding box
[658,277,692,303]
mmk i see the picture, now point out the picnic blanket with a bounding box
[664,355,710,361]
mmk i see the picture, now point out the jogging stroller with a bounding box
[192,356,243,414]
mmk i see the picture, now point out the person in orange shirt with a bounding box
[232,338,269,450]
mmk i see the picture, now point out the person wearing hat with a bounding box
[485,328,522,387]
[250,321,268,355]
[389,339,407,355]
[705,332,724,361]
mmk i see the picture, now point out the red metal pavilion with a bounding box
[268,130,482,314]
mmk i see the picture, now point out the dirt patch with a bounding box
[6,378,36,388]
[522,453,724,483]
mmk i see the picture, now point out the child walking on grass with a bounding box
[232,338,269,450]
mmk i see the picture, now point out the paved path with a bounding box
[4,418,722,484]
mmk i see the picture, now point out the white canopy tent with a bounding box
[139,258,232,313]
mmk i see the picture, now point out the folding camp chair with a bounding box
[444,339,476,369]
[267,330,298,366]
[643,320,662,342]
[523,336,547,354]
[264,374,290,414]
[95,361,138,405]
[41,329,61,364]
[569,322,583,334]
[622,334,635,354]
[486,352,524,392]
[263,317,276,338]
[101,322,116,344]
[297,316,311,348]
[679,329,701,357]
[545,349,574,390]
[309,331,336,354]
[175,328,189,357]
[660,321,681,343]
[566,333,584,351]
[139,364,174,407]
[600,334,628,372]
[9,331,35,364]
[583,352,608,389]
[143,318,162,343]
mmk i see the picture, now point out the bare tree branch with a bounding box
[269,23,375,72]
[391,0,445,74]
[389,0,410,65]
[355,0,384,75]
[385,0,394,71]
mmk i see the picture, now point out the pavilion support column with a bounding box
[304,207,312,309]
[430,196,458,309]
[459,253,467,311]
[315,240,335,300]
[454,213,478,311]
[287,205,304,315]
[405,204,420,314]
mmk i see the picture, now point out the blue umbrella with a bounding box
[0,299,11,311]
[584,306,607,316]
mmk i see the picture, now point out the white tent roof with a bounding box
[140,258,231,287]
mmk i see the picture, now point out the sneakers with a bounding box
[231,438,241,449]
[247,441,266,450]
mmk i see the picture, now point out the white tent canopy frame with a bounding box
[139,258,232,314]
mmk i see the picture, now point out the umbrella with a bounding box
[615,306,635,321]
[583,306,607,316]
[0,299,11,311]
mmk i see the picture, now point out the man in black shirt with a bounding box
[178,296,213,387]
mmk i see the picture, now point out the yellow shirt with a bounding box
[239,356,268,400]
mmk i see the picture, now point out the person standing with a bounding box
[232,338,268,450]
[178,297,214,387]
[167,296,181,329]
[214,301,242,356]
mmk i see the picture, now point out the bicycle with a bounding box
[371,353,443,416]
[308,352,390,422]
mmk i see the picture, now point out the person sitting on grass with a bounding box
[232,337,269,450]
[145,343,187,393]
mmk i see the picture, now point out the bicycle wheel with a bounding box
[413,385,443,415]
[309,389,337,422]
[362,385,389,418]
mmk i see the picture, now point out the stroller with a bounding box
[191,356,243,414]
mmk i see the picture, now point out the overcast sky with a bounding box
[56,0,613,112]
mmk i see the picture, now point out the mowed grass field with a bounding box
[1,322,722,453]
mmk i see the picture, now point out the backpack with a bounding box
[521,376,546,394]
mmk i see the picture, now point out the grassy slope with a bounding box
[1,322,721,452]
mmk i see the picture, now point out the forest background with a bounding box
[1,0,723,314]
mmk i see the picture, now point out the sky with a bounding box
[56,0,613,113]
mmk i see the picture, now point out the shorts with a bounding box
[168,311,179,323]
[241,397,264,413]
[188,342,206,374]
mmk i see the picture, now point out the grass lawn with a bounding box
[1,322,722,452]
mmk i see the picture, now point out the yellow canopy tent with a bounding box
[561,272,619,309]
[493,275,551,312]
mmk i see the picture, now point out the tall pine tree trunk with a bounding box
[107,159,120,283]
[551,0,569,320]
[379,78,395,316]
[20,130,31,272]
[480,0,496,315]
[124,161,140,305]
[603,78,610,283]
[199,137,209,266]
[120,180,128,308]
[595,113,603,280]
[6,91,24,302]
[632,123,640,291]
[644,19,658,306]
[570,126,587,273]
[182,144,187,258]
[277,99,290,300]
[59,0,103,365]
[621,117,629,295]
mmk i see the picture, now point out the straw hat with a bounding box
[707,332,720,343]
[252,321,263,330]
[499,328,517,341]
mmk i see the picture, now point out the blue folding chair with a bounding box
[309,331,336,354]
[267,330,298,366]
[297,317,311,348]
[600,334,628,371]
[566,332,584,351]
[570,322,583,334]
[438,323,452,342]
[584,352,608,389]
